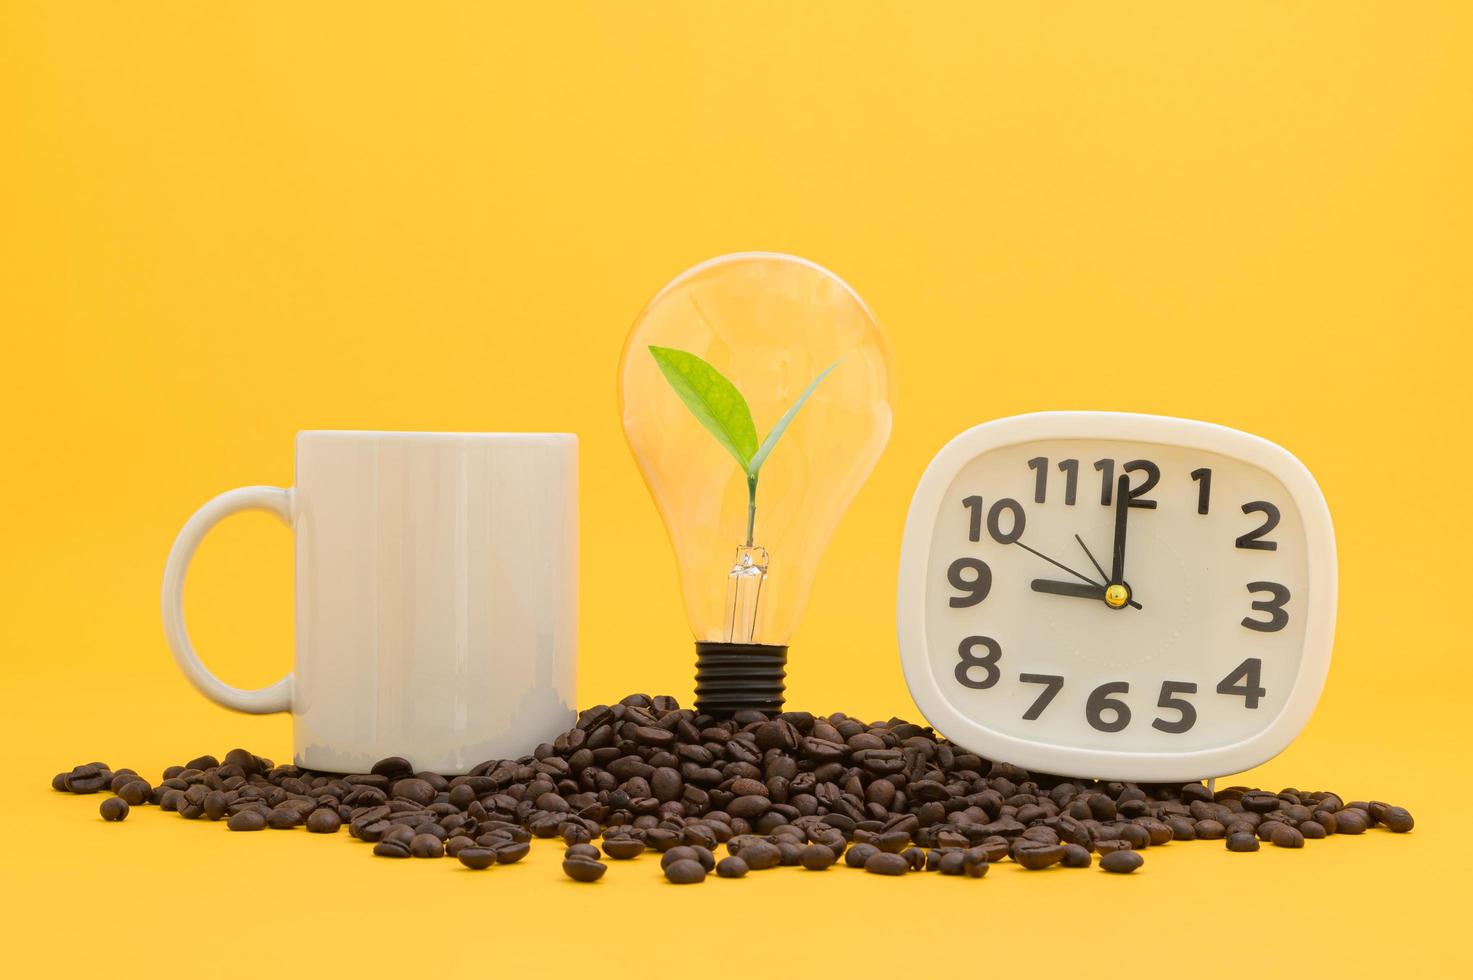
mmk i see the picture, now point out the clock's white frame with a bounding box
[897,411,1337,782]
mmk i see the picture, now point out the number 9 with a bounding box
[947,557,992,608]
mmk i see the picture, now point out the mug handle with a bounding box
[161,486,295,713]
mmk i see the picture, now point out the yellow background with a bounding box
[3,3,1468,975]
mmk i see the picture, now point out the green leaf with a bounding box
[648,346,759,469]
[747,360,839,477]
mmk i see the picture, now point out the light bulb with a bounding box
[618,253,896,714]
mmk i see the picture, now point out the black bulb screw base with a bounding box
[693,642,787,717]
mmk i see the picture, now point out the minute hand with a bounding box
[1110,473,1130,584]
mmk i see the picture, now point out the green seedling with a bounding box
[649,345,837,546]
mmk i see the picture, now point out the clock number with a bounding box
[946,558,992,607]
[1094,459,1115,505]
[961,496,1026,545]
[955,636,1001,690]
[1095,459,1158,507]
[1151,681,1198,734]
[1236,502,1281,551]
[1122,459,1159,508]
[962,495,984,542]
[1085,681,1132,733]
[1057,458,1079,505]
[1190,467,1212,514]
[1027,457,1048,503]
[1018,673,1064,720]
[1025,458,1079,505]
[1242,581,1290,632]
[1216,658,1266,708]
[986,498,1026,544]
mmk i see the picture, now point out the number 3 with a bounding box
[1242,582,1290,632]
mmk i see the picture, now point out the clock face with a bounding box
[898,413,1336,781]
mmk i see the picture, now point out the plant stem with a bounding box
[745,474,758,547]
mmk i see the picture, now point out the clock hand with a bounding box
[1110,473,1130,585]
[1031,578,1104,599]
[1075,533,1108,582]
[1074,533,1142,608]
[1010,539,1101,589]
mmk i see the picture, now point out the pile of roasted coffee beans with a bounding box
[53,694,1414,884]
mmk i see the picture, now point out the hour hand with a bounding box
[1031,579,1105,600]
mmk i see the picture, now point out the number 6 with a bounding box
[1085,681,1131,732]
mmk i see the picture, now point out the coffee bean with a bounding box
[69,774,107,794]
[1334,809,1370,835]
[1226,832,1260,852]
[660,845,701,870]
[1271,825,1304,849]
[1100,849,1144,873]
[1194,819,1226,840]
[562,857,607,882]
[716,856,749,878]
[117,780,151,807]
[457,847,497,870]
[1165,816,1196,841]
[664,858,707,883]
[267,807,302,829]
[845,842,879,868]
[1299,820,1327,840]
[633,726,675,749]
[1117,823,1151,850]
[1062,843,1092,868]
[645,828,680,852]
[392,778,436,806]
[371,757,414,780]
[800,844,836,870]
[306,809,341,834]
[602,837,646,860]
[410,833,444,858]
[1255,820,1283,842]
[200,791,227,820]
[100,797,129,821]
[875,830,910,853]
[1242,791,1280,814]
[936,850,966,875]
[493,840,531,864]
[864,851,910,876]
[566,843,601,861]
[1013,841,1066,870]
[227,810,266,832]
[1384,806,1415,833]
[356,819,391,843]
[737,840,781,871]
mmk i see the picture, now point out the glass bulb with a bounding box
[618,253,896,663]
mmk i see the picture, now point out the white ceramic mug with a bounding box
[162,431,577,774]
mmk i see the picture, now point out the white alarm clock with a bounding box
[897,412,1336,782]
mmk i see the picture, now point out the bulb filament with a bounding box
[724,544,769,643]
